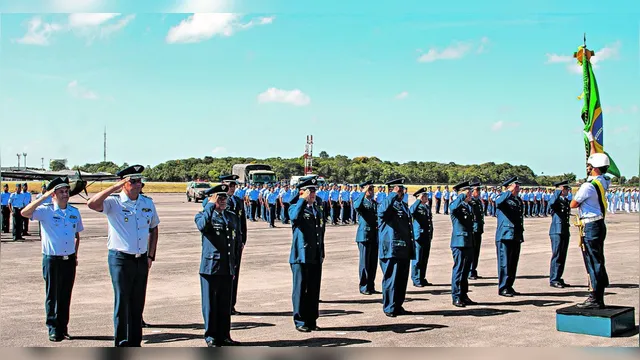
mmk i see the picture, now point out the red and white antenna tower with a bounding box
[304,135,313,175]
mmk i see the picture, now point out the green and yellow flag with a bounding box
[575,43,621,178]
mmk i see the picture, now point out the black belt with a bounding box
[109,250,148,259]
[44,254,76,260]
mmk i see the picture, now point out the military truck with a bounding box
[232,164,277,185]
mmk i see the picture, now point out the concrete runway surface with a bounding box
[1,193,638,347]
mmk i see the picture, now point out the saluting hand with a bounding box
[114,178,128,190]
[300,189,310,200]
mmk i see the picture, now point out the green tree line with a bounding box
[67,153,597,186]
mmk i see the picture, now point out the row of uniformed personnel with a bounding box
[1,182,33,240]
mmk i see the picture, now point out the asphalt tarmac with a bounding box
[1,193,638,347]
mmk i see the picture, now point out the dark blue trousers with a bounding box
[200,274,232,343]
[451,247,472,300]
[411,240,431,285]
[469,232,482,277]
[231,247,243,310]
[435,198,441,214]
[582,220,609,300]
[549,234,570,284]
[357,242,378,293]
[496,240,521,293]
[443,199,450,214]
[379,258,409,314]
[281,203,290,224]
[107,250,149,347]
[291,263,322,328]
[42,254,76,338]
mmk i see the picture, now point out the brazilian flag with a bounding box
[577,45,621,178]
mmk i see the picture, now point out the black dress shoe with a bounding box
[576,298,605,309]
[462,297,477,305]
[231,309,241,315]
[220,338,241,346]
[453,299,466,307]
[63,333,72,340]
[396,307,412,315]
[468,275,478,280]
[423,281,433,286]
[370,289,381,294]
[550,282,564,288]
[309,325,321,331]
[49,334,62,342]
[509,289,520,295]
[499,289,514,297]
[296,325,311,332]
[206,340,219,347]
[384,312,396,318]
[413,283,424,288]
[560,281,571,287]
[360,290,372,295]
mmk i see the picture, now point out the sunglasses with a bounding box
[218,194,228,199]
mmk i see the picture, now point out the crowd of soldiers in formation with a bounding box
[227,182,640,227]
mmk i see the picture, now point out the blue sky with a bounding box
[1,0,638,178]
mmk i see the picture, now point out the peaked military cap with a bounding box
[385,178,405,187]
[502,176,521,187]
[469,181,481,188]
[219,174,239,183]
[553,180,570,188]
[297,176,318,190]
[453,181,471,192]
[360,180,373,188]
[46,177,71,191]
[204,184,229,196]
[117,165,145,179]
[413,187,427,197]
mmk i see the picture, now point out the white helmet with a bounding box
[587,153,610,167]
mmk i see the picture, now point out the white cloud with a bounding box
[211,146,227,155]
[612,126,629,134]
[257,88,310,106]
[491,121,520,132]
[170,0,232,13]
[15,17,63,45]
[15,13,134,45]
[166,13,274,44]
[630,105,638,114]
[545,41,621,74]
[603,105,625,115]
[67,80,98,100]
[417,37,488,63]
[395,91,409,100]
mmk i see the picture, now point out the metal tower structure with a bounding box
[303,135,313,175]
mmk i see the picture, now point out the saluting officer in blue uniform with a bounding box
[468,181,485,280]
[377,178,414,317]
[218,175,247,315]
[548,180,572,288]
[449,181,477,307]
[410,187,433,287]
[495,176,524,297]
[288,177,325,332]
[353,180,378,295]
[570,146,611,309]
[1,184,10,233]
[21,177,84,342]
[87,165,160,347]
[195,184,242,347]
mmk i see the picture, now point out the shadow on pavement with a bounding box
[520,291,615,298]
[68,335,113,341]
[478,299,571,307]
[482,275,549,280]
[144,332,202,344]
[239,309,363,318]
[406,289,451,296]
[609,283,639,289]
[412,308,520,317]
[319,323,448,334]
[241,337,372,347]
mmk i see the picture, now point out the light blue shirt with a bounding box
[101,192,160,255]
[1,191,10,206]
[329,189,340,201]
[31,203,84,256]
[427,191,433,199]
[339,190,350,201]
[248,189,259,201]
[267,191,279,204]
[9,192,27,208]
[481,191,488,200]
[443,190,450,200]
[434,190,442,199]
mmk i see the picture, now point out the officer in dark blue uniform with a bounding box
[410,187,433,287]
[218,175,247,315]
[448,181,476,307]
[495,176,524,297]
[353,180,378,295]
[548,180,572,288]
[377,178,414,317]
[195,184,242,347]
[288,177,325,332]
[468,181,485,280]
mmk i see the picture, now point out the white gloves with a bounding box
[584,130,594,142]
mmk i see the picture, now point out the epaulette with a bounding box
[141,194,153,200]
[109,194,119,197]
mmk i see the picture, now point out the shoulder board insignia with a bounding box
[142,208,152,212]
[141,194,153,200]
[110,194,119,197]
[69,215,78,219]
